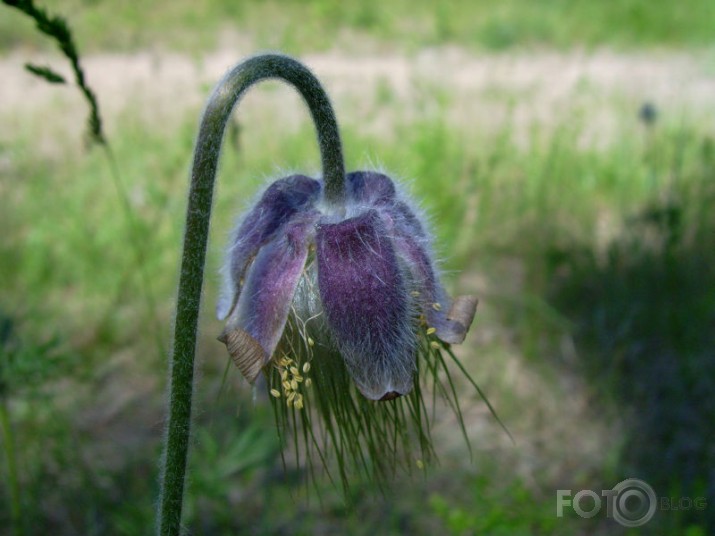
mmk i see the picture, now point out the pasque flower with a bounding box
[217,170,477,401]
[158,54,495,535]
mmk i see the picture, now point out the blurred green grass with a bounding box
[1,1,715,535]
[1,0,714,53]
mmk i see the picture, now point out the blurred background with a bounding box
[1,1,714,534]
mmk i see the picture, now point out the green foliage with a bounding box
[185,416,280,529]
[2,0,714,53]
[429,477,561,535]
[0,312,74,397]
[545,127,715,534]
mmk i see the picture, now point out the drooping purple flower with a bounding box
[218,170,477,401]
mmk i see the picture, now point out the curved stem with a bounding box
[157,54,345,536]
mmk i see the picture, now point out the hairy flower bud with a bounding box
[218,171,477,401]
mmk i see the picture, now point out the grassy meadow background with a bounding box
[1,0,714,534]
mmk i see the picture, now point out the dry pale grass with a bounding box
[2,46,714,152]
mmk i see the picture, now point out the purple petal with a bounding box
[392,200,427,238]
[219,213,317,383]
[389,212,476,344]
[218,175,320,319]
[316,210,415,400]
[346,171,396,206]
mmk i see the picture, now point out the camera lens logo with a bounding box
[611,479,657,527]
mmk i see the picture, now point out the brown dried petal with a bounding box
[437,295,479,344]
[218,326,268,384]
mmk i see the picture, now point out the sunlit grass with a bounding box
[2,0,714,53]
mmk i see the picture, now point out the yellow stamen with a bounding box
[302,362,311,373]
[305,378,312,388]
[432,302,442,311]
[290,379,298,391]
[426,327,436,335]
[290,366,300,376]
[307,337,315,347]
[430,341,440,349]
[270,389,281,398]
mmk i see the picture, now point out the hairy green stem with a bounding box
[157,54,345,536]
[0,399,23,536]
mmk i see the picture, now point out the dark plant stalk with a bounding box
[3,0,165,355]
[157,54,345,536]
[2,0,104,145]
